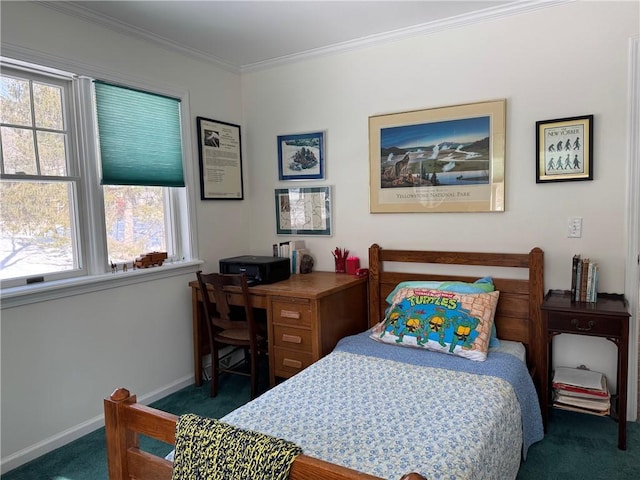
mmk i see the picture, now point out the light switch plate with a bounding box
[568,217,582,238]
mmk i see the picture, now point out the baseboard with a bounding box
[136,374,194,406]
[0,374,194,475]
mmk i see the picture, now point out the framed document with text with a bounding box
[197,117,244,200]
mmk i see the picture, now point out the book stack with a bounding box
[571,254,598,302]
[274,240,308,274]
[552,366,610,416]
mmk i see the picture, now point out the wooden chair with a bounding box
[195,271,267,399]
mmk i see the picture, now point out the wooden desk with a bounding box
[189,272,368,387]
[540,289,630,450]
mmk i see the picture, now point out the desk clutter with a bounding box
[332,247,348,273]
[332,247,361,274]
[552,365,610,416]
[273,240,312,274]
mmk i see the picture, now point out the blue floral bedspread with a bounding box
[221,331,543,480]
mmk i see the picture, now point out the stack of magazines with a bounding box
[552,366,610,416]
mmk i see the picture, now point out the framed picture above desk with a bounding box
[189,272,368,387]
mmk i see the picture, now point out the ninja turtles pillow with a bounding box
[371,288,500,362]
[384,277,501,349]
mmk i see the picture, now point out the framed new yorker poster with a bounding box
[536,115,593,183]
[369,99,506,213]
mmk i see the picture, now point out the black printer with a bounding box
[219,255,290,285]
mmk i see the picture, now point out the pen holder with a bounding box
[346,256,360,275]
[332,247,348,273]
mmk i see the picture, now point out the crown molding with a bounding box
[38,0,240,74]
[241,0,573,72]
[39,0,573,74]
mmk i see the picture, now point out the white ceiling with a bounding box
[46,1,547,72]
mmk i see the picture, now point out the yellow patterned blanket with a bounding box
[171,413,302,480]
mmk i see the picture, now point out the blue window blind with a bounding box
[94,81,185,187]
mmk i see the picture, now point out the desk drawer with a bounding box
[272,298,312,327]
[273,348,313,377]
[547,312,621,336]
[220,292,267,310]
[273,325,312,352]
[225,292,245,306]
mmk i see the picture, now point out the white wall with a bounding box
[0,1,248,471]
[1,0,638,473]
[241,0,638,409]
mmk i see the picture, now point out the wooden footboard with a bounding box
[104,387,425,480]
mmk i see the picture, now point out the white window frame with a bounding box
[0,66,87,286]
[0,51,200,309]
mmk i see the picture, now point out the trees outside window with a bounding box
[103,185,168,263]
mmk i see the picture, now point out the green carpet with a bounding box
[3,374,639,479]
[517,408,640,479]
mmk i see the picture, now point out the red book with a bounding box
[552,382,610,398]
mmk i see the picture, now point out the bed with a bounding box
[104,244,545,480]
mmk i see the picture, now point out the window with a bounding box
[0,67,82,284]
[94,81,184,265]
[0,59,195,293]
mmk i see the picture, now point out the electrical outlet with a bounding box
[568,217,583,238]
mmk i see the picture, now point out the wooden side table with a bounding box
[540,289,630,450]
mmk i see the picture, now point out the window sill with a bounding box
[0,259,204,309]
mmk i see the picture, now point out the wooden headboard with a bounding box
[367,244,544,393]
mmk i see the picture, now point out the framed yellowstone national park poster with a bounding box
[368,100,506,213]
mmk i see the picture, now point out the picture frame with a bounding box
[536,115,593,183]
[196,117,244,200]
[277,131,325,180]
[275,186,332,236]
[369,100,506,213]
